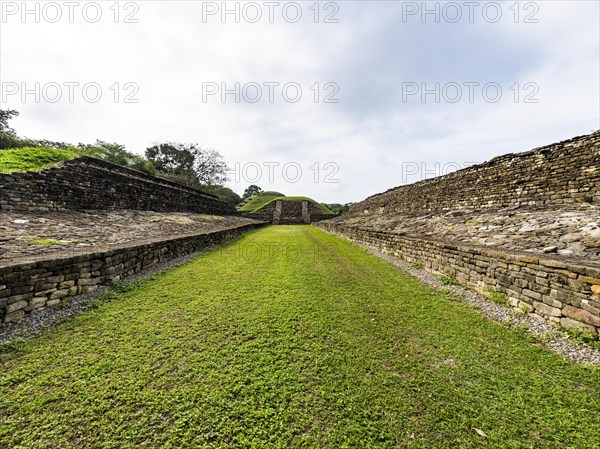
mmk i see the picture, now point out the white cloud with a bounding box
[1,0,598,204]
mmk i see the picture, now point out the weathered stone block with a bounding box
[49,289,69,300]
[533,301,562,317]
[523,289,542,301]
[560,317,597,335]
[78,278,101,286]
[35,283,58,292]
[581,299,600,316]
[7,293,33,304]
[29,296,47,307]
[562,305,600,327]
[579,276,600,285]
[6,300,28,314]
[11,285,33,295]
[542,296,563,309]
[43,275,65,284]
[58,280,75,289]
[518,301,534,313]
[5,310,25,322]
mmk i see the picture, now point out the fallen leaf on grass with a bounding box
[473,428,487,438]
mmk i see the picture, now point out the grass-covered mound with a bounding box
[237,192,333,214]
[1,226,598,447]
[258,191,284,197]
[0,147,78,174]
[236,191,284,213]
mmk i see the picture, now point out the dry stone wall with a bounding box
[0,222,266,323]
[320,131,600,335]
[0,156,237,215]
[316,222,600,335]
[351,131,600,215]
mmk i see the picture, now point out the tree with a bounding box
[80,140,130,165]
[0,109,18,135]
[200,185,242,206]
[324,203,354,214]
[243,185,262,198]
[145,143,195,175]
[146,142,228,187]
[77,140,156,175]
[0,109,20,149]
[127,155,157,175]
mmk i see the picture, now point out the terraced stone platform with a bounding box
[0,210,262,265]
[331,204,600,261]
[0,211,266,322]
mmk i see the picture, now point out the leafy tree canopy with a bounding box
[146,142,228,187]
[243,185,263,198]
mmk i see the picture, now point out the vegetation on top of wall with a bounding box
[324,202,354,214]
[0,147,78,174]
[237,193,333,214]
[0,109,244,206]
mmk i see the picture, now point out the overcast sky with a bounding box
[1,1,599,203]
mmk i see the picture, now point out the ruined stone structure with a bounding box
[246,200,333,224]
[0,157,264,322]
[354,132,600,214]
[316,131,600,335]
[0,156,237,215]
[0,222,266,323]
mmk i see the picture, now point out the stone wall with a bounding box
[0,222,266,323]
[0,156,237,215]
[350,131,600,216]
[315,222,600,335]
[247,200,333,224]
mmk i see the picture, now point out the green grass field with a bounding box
[1,226,599,448]
[0,147,78,174]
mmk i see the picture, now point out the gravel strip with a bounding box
[0,241,234,346]
[361,243,600,365]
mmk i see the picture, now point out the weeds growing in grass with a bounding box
[51,301,70,311]
[0,226,598,448]
[440,275,459,286]
[566,328,600,349]
[519,304,531,315]
[485,289,509,306]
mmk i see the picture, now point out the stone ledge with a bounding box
[0,222,267,323]
[316,221,600,335]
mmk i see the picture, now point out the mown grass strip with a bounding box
[1,226,598,448]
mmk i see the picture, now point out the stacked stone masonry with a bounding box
[320,131,600,335]
[316,223,600,335]
[0,222,266,323]
[0,156,237,215]
[352,131,600,215]
[248,200,333,224]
